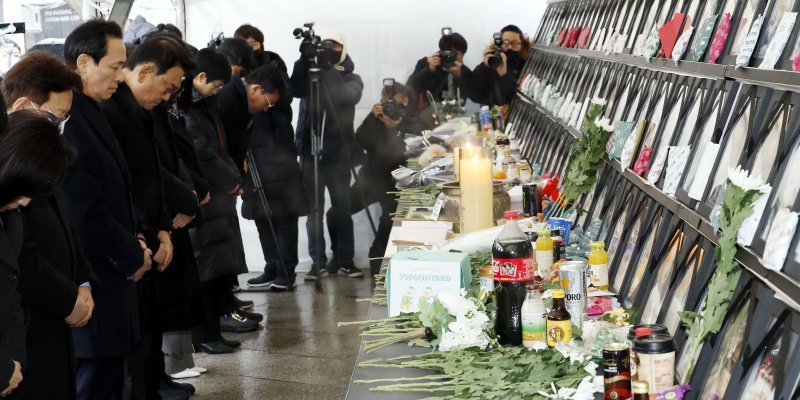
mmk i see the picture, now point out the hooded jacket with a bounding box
[291,54,363,164]
[466,44,527,106]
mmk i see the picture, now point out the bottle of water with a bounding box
[479,105,492,132]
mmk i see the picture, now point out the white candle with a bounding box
[460,155,493,233]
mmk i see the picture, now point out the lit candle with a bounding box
[460,153,493,233]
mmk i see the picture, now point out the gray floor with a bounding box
[179,200,379,399]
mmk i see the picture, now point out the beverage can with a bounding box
[603,343,632,400]
[559,261,587,327]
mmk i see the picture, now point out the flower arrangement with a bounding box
[547,97,614,218]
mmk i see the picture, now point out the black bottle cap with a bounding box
[633,334,676,354]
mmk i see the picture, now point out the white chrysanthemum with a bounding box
[417,144,447,166]
[593,116,614,132]
[591,97,607,106]
[727,166,770,193]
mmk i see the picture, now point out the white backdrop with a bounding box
[184,0,547,123]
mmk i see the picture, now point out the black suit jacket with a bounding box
[17,196,95,400]
[0,211,26,390]
[58,91,143,358]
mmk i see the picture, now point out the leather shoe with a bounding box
[199,341,234,354]
[219,336,241,348]
[233,296,254,310]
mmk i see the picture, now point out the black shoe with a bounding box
[269,275,297,292]
[199,341,234,354]
[304,264,322,281]
[325,258,340,274]
[220,312,258,332]
[247,269,276,287]
[233,296,254,310]
[162,374,196,395]
[339,264,364,278]
[219,336,241,348]
[159,380,192,400]
[236,308,263,322]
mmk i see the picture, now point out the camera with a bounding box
[293,22,334,67]
[440,27,457,70]
[487,32,504,70]
[207,32,224,49]
[381,78,406,121]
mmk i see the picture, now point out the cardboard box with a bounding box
[387,250,471,317]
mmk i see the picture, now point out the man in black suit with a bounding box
[57,20,153,400]
[2,51,97,400]
[99,35,195,400]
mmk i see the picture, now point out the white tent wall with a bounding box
[183,0,547,124]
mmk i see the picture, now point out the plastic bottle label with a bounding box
[492,257,535,282]
[522,313,546,343]
[546,320,572,347]
[536,250,555,279]
[590,263,609,287]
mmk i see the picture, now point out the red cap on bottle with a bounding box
[635,327,653,337]
[504,211,519,220]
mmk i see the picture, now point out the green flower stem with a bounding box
[354,376,446,384]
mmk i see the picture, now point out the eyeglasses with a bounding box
[262,89,274,111]
[159,75,185,96]
[31,102,70,129]
[502,40,522,48]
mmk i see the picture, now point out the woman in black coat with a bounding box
[0,110,75,398]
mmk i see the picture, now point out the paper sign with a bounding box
[737,185,772,246]
[691,14,719,61]
[735,14,765,69]
[643,26,661,61]
[763,208,798,271]
[758,12,798,69]
[660,13,688,58]
[431,193,446,221]
[672,26,695,65]
[709,13,732,64]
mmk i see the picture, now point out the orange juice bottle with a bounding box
[535,230,554,280]
[588,241,609,290]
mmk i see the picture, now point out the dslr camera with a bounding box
[381,78,406,121]
[487,32,504,69]
[293,22,335,67]
[439,27,457,69]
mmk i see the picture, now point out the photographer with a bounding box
[290,29,364,280]
[406,31,472,126]
[468,24,531,106]
[351,82,421,274]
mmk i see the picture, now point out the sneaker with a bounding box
[325,258,340,274]
[190,367,208,374]
[219,336,241,348]
[339,264,364,278]
[247,269,276,287]
[269,275,297,292]
[304,265,322,281]
[236,308,263,322]
[233,296,254,310]
[220,312,258,333]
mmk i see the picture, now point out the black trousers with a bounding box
[124,328,163,400]
[76,355,125,400]
[303,159,354,265]
[192,275,236,344]
[255,215,298,281]
[369,193,397,275]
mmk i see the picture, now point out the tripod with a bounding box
[245,149,291,288]
[304,65,378,280]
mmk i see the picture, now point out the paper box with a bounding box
[387,250,471,317]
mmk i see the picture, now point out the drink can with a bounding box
[559,260,586,327]
[603,343,632,400]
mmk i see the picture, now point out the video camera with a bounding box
[439,27,456,70]
[293,22,335,67]
[207,32,224,49]
[487,32,504,70]
[381,78,406,121]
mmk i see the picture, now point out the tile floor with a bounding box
[182,272,373,399]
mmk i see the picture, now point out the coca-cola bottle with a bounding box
[492,211,535,346]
